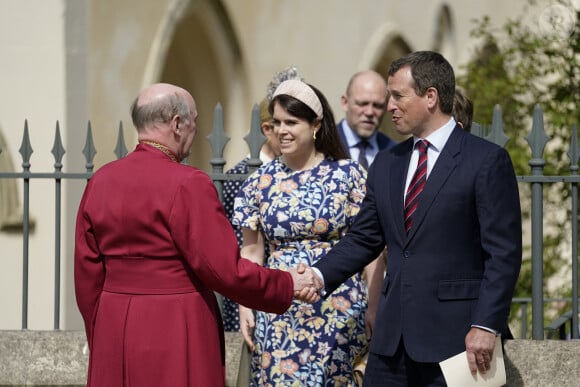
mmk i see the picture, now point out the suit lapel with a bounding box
[405,127,463,242]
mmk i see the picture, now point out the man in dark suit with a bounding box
[338,70,396,169]
[313,51,522,386]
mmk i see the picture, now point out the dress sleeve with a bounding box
[231,169,266,231]
[345,161,367,226]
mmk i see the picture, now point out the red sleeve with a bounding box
[169,170,293,314]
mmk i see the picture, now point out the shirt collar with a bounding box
[412,117,456,152]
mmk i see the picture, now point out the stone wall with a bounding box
[0,331,578,386]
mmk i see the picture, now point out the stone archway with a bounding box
[141,0,247,171]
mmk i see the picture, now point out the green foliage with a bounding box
[457,0,580,336]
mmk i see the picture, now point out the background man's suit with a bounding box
[315,125,522,362]
[337,119,395,165]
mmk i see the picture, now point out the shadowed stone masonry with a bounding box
[0,331,578,386]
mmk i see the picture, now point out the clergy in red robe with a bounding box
[74,83,319,387]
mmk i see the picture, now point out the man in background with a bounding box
[338,70,396,170]
[337,70,395,344]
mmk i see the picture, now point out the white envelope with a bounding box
[439,336,506,387]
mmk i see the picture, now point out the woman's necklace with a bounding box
[140,140,178,162]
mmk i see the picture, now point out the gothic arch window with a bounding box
[433,5,456,61]
[368,35,412,142]
[142,0,246,171]
[372,36,412,80]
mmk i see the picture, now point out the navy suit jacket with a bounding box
[314,126,522,362]
[337,120,396,160]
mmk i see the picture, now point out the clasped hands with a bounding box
[287,263,323,303]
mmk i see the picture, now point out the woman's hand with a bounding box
[239,305,256,351]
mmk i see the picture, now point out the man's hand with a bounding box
[288,263,323,303]
[465,327,496,374]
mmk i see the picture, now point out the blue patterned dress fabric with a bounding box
[233,157,368,386]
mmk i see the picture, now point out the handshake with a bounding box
[288,263,324,303]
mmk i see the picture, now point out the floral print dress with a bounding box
[233,157,368,386]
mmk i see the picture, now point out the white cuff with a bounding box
[310,267,326,296]
[471,325,501,336]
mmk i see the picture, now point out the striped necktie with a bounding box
[404,140,429,233]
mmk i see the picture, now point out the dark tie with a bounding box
[404,140,429,233]
[356,140,369,170]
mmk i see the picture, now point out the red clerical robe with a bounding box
[75,144,293,387]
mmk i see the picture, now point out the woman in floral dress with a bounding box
[233,80,382,386]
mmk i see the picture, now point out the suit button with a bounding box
[403,251,410,258]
